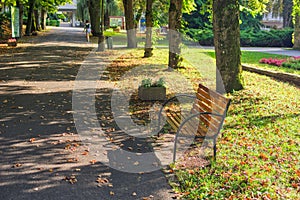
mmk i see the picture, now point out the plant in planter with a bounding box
[138,78,166,101]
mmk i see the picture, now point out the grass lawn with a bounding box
[203,49,300,75]
[172,71,300,199]
[106,48,300,199]
[90,31,168,46]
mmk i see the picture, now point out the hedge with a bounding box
[185,28,294,47]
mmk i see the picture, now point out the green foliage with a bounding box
[141,78,152,88]
[240,28,294,47]
[182,0,211,29]
[241,0,269,15]
[56,13,66,20]
[282,57,300,70]
[154,77,166,87]
[140,78,166,88]
[240,9,262,31]
[152,0,169,26]
[46,19,60,26]
[182,0,196,14]
[184,27,214,45]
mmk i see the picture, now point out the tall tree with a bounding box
[283,0,293,27]
[123,0,137,48]
[25,0,35,35]
[144,0,153,57]
[168,0,183,69]
[16,0,23,37]
[293,0,300,48]
[89,0,101,36]
[104,0,112,29]
[98,0,105,51]
[213,0,244,93]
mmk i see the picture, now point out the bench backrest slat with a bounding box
[192,84,231,136]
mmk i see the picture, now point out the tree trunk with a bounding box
[41,8,47,30]
[89,0,101,36]
[283,0,293,28]
[98,0,105,51]
[213,0,244,93]
[294,14,300,49]
[123,0,137,48]
[104,0,111,29]
[34,9,40,31]
[25,0,35,36]
[144,0,153,57]
[17,0,23,38]
[168,0,183,69]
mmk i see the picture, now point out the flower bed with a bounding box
[259,56,300,70]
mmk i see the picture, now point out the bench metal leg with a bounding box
[213,138,217,160]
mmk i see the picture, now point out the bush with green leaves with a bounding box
[140,77,166,88]
[240,28,293,47]
[281,57,300,70]
[185,27,293,47]
[184,28,214,46]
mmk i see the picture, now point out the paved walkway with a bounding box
[0,27,174,200]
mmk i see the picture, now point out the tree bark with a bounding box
[144,0,153,57]
[123,0,137,48]
[25,0,35,36]
[98,0,105,51]
[41,8,47,30]
[34,9,40,31]
[89,0,101,36]
[283,0,293,28]
[168,0,183,69]
[104,0,112,29]
[17,0,23,38]
[294,14,300,49]
[213,0,244,93]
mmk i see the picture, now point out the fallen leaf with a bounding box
[29,138,36,143]
[12,163,22,168]
[64,175,77,184]
[96,178,109,184]
[90,159,97,164]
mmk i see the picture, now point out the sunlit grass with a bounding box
[203,50,300,75]
[104,48,300,199]
[172,72,300,199]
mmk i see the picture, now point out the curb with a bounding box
[242,64,300,87]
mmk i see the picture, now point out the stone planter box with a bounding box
[7,41,17,47]
[138,86,166,101]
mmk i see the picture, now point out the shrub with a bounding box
[185,27,293,47]
[260,56,300,70]
[185,28,214,46]
[240,28,293,47]
[281,57,300,70]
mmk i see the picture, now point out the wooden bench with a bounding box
[157,83,231,162]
